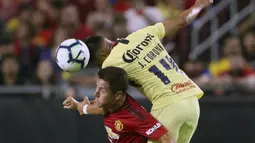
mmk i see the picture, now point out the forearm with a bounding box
[76,99,105,116]
[163,1,210,36]
[180,4,204,25]
[157,133,176,143]
[86,104,105,115]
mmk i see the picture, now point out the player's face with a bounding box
[97,38,113,65]
[94,78,113,108]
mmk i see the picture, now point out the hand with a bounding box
[77,96,91,115]
[62,96,79,110]
[195,0,213,8]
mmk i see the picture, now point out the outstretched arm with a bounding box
[63,96,106,115]
[163,0,213,36]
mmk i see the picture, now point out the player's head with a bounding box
[84,35,113,67]
[94,66,128,109]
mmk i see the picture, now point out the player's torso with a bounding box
[104,117,146,143]
[103,96,147,143]
[104,30,204,109]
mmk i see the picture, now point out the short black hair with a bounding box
[84,36,104,64]
[0,34,13,45]
[0,53,18,67]
[1,53,17,62]
[98,66,128,94]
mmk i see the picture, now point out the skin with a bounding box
[63,78,175,143]
[63,0,213,142]
[95,0,213,66]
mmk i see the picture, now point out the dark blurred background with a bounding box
[0,0,254,143]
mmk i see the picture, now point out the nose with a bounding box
[94,91,99,98]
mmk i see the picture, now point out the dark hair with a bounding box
[113,14,127,25]
[0,53,18,64]
[98,66,128,94]
[83,36,104,64]
[0,34,13,45]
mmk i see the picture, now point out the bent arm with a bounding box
[86,103,105,115]
[77,100,106,115]
[163,0,212,36]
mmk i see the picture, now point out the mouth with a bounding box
[95,99,101,107]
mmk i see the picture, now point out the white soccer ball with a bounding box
[55,39,90,72]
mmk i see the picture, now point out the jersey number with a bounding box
[148,55,180,85]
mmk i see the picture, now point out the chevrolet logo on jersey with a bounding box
[122,34,155,63]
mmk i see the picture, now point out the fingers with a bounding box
[62,97,71,105]
[71,97,79,103]
[62,96,78,107]
[63,105,72,109]
[83,96,90,104]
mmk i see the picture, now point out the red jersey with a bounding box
[104,95,167,143]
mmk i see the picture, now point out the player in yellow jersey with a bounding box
[67,0,213,143]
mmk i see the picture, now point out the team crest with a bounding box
[114,120,124,131]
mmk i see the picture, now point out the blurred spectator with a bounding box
[0,35,14,58]
[238,13,255,35]
[0,54,24,85]
[60,4,92,40]
[0,0,20,21]
[31,9,54,47]
[111,0,130,13]
[124,0,164,33]
[33,60,56,85]
[209,36,242,77]
[36,0,59,27]
[40,26,68,81]
[0,0,252,96]
[93,22,114,40]
[156,0,181,20]
[14,21,39,80]
[208,36,255,94]
[183,60,212,89]
[69,0,96,22]
[6,4,33,34]
[112,14,129,39]
[86,0,113,30]
[242,31,255,66]
[31,60,57,98]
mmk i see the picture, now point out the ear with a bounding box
[115,91,124,100]
[99,53,108,57]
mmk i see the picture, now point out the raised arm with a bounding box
[163,0,213,36]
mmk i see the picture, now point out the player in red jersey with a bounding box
[63,67,175,143]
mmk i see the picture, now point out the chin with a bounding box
[96,102,103,108]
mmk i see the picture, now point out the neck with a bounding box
[4,75,17,85]
[108,95,126,113]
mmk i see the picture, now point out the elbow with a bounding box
[179,16,188,27]
[158,133,176,143]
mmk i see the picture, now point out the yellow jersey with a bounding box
[102,23,204,109]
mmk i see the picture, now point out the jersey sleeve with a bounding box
[140,23,166,39]
[101,58,116,69]
[133,112,168,141]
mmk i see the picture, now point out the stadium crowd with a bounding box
[0,0,254,95]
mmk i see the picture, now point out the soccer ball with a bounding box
[55,39,90,72]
